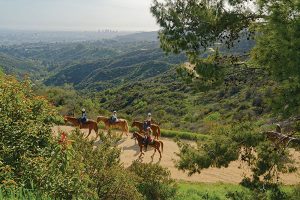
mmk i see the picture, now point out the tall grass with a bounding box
[175,182,249,200]
[175,181,297,200]
[162,129,209,141]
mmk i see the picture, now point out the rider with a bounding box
[143,126,152,151]
[110,111,118,124]
[80,108,87,126]
[143,112,152,131]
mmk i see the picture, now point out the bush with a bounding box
[160,129,208,141]
[0,75,58,187]
[0,75,144,199]
[129,161,177,200]
[35,129,143,199]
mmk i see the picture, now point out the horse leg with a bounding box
[151,149,156,159]
[157,146,162,159]
[139,146,144,158]
[157,149,161,160]
[86,128,91,138]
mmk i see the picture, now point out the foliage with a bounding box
[129,161,177,200]
[151,0,300,117]
[160,129,209,141]
[150,0,300,196]
[34,84,101,119]
[0,75,58,187]
[0,74,145,199]
[0,186,50,200]
[175,121,299,197]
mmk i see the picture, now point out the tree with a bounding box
[151,0,300,115]
[151,0,300,197]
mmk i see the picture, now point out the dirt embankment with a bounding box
[52,126,300,184]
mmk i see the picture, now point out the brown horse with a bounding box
[131,131,163,160]
[97,116,129,136]
[131,121,161,139]
[64,116,98,138]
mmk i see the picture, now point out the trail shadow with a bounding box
[120,137,140,154]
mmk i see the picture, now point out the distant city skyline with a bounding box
[0,0,159,31]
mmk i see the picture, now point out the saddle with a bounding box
[78,118,88,124]
[109,117,118,124]
[143,136,153,145]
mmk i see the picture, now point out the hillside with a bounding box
[96,66,272,132]
[0,31,268,133]
[0,52,46,79]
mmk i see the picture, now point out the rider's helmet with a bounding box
[113,111,117,113]
[82,108,86,112]
[148,112,151,116]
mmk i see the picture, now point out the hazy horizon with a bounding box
[0,0,159,32]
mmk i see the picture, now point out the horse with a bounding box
[63,116,98,138]
[131,120,161,139]
[97,116,129,136]
[131,131,163,160]
[264,130,300,149]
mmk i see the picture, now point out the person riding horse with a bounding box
[143,113,152,131]
[79,108,87,126]
[143,126,152,151]
[110,111,118,124]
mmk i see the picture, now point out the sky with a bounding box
[0,0,159,31]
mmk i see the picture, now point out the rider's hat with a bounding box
[148,112,151,116]
[113,111,117,113]
[82,108,86,112]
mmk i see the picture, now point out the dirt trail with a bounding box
[52,126,300,184]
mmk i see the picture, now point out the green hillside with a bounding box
[96,65,273,132]
[0,52,46,79]
[0,32,262,133]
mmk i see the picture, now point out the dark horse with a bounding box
[64,116,98,138]
[131,131,163,160]
[131,120,161,139]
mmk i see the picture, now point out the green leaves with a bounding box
[0,75,57,186]
[129,161,177,200]
[152,0,300,117]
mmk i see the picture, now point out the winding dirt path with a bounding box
[52,126,300,184]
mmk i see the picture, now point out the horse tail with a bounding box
[159,141,163,153]
[157,126,161,138]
